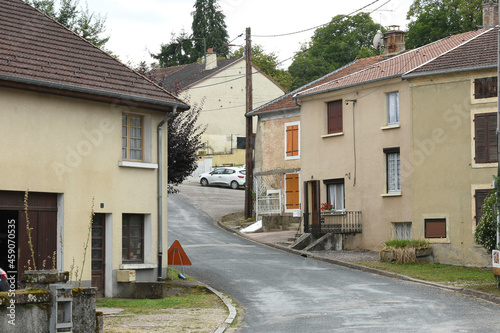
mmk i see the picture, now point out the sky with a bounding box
[84,0,415,69]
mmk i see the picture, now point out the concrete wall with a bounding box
[0,87,169,296]
[300,78,413,250]
[409,70,495,266]
[181,59,284,161]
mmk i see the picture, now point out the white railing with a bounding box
[256,189,282,217]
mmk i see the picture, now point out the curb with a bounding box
[203,283,237,333]
[217,221,500,306]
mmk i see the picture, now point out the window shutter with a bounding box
[425,219,446,238]
[286,125,299,157]
[475,113,498,163]
[327,100,343,134]
[474,77,497,99]
[475,190,491,226]
[285,173,300,209]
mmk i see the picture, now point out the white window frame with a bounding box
[327,182,345,212]
[386,150,401,194]
[387,92,399,126]
[284,121,300,160]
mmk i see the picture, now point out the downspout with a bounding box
[157,106,178,281]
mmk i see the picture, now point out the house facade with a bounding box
[0,0,189,297]
[158,51,285,167]
[295,28,489,265]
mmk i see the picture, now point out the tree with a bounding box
[405,0,483,49]
[232,44,294,92]
[26,0,109,48]
[288,13,381,90]
[191,0,229,59]
[475,172,500,253]
[167,98,207,194]
[152,30,196,67]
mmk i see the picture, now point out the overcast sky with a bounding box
[84,0,415,69]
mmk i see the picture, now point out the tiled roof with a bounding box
[249,55,384,116]
[297,29,484,98]
[157,58,242,92]
[0,0,188,112]
[405,29,497,78]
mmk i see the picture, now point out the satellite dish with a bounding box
[373,30,383,49]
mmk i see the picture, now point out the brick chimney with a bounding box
[205,48,217,70]
[383,25,405,56]
[483,0,499,27]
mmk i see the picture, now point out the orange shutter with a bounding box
[286,125,299,157]
[285,173,300,209]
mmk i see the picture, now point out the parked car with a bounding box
[199,167,246,189]
[0,268,9,291]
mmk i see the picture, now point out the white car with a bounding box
[199,167,246,189]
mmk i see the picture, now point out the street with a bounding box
[167,184,500,333]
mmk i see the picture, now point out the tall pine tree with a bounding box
[191,0,229,59]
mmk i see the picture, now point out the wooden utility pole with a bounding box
[244,27,254,219]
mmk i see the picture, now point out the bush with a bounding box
[475,190,498,252]
[382,239,430,264]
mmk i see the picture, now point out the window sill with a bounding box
[381,192,402,197]
[471,162,497,169]
[120,263,156,270]
[425,238,450,244]
[381,124,400,130]
[285,156,300,161]
[471,97,497,105]
[119,161,158,169]
[321,132,344,138]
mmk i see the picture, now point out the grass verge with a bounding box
[358,261,500,296]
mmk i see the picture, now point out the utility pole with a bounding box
[244,27,254,219]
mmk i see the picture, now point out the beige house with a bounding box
[248,56,383,228]
[0,0,189,297]
[403,28,498,266]
[157,51,286,167]
[295,28,487,264]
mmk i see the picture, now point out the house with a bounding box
[156,50,286,169]
[248,56,384,230]
[402,27,498,265]
[0,0,190,297]
[294,24,489,265]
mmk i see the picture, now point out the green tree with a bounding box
[191,0,229,59]
[405,0,483,49]
[475,173,500,252]
[232,44,294,92]
[152,30,196,67]
[288,13,380,90]
[26,0,109,48]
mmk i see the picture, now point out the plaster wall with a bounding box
[0,87,169,296]
[409,70,496,266]
[300,78,413,250]
[180,59,284,156]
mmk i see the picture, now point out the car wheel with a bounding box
[200,178,209,187]
[230,181,239,189]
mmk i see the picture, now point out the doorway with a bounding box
[92,213,106,297]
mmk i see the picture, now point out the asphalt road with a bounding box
[167,183,500,333]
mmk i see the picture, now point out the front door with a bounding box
[303,180,320,233]
[91,214,105,297]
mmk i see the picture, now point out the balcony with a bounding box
[304,211,362,234]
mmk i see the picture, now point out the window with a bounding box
[122,214,144,263]
[324,179,345,211]
[384,148,401,193]
[237,137,246,149]
[393,222,412,240]
[474,113,497,164]
[425,218,446,238]
[285,173,300,210]
[387,92,399,125]
[474,77,497,99]
[122,114,143,161]
[327,100,343,134]
[475,189,492,226]
[285,122,300,159]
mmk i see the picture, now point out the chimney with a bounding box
[205,48,217,71]
[483,0,499,27]
[383,25,405,56]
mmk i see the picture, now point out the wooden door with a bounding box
[92,214,105,297]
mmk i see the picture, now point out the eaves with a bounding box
[402,65,497,80]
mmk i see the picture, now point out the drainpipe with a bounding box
[157,106,178,281]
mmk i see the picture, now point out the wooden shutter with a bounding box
[425,218,446,238]
[475,77,497,99]
[286,125,299,157]
[475,190,492,226]
[285,173,300,209]
[475,113,498,163]
[327,100,343,134]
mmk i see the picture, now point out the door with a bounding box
[92,214,105,297]
[303,180,320,233]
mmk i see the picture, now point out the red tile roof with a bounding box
[0,0,188,112]
[405,28,497,78]
[297,29,484,98]
[249,55,385,116]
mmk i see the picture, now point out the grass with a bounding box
[358,261,500,296]
[383,239,430,248]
